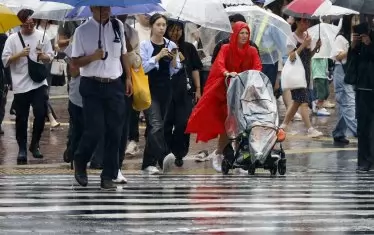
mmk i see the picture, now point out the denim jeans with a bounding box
[142,86,172,170]
[332,64,357,138]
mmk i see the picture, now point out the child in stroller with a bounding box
[221,70,286,175]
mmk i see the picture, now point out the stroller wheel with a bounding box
[278,159,286,175]
[175,158,184,167]
[270,163,278,176]
[248,163,256,175]
[222,159,231,175]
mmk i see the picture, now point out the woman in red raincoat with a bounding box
[186,21,262,172]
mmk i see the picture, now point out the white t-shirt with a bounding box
[72,18,127,79]
[2,30,52,94]
[331,35,349,64]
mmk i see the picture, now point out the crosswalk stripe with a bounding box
[0,174,373,233]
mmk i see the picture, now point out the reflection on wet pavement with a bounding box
[0,172,374,234]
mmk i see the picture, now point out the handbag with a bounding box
[281,54,307,90]
[50,58,66,76]
[17,32,48,83]
[131,66,151,111]
[344,50,358,85]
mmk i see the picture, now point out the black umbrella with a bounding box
[332,0,374,14]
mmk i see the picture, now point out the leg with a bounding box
[300,103,312,129]
[281,101,300,127]
[119,96,132,168]
[68,101,84,163]
[164,96,175,156]
[0,86,7,134]
[101,80,125,181]
[30,86,48,157]
[13,91,32,162]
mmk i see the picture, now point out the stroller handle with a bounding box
[225,74,237,88]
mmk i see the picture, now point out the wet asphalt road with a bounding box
[0,86,372,234]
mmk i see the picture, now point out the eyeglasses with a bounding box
[22,22,35,28]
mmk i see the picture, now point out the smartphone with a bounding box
[353,22,369,35]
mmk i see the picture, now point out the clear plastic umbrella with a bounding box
[0,0,72,15]
[226,5,295,64]
[161,0,232,32]
[307,20,341,59]
[221,0,253,6]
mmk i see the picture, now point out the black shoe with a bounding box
[63,149,71,163]
[17,149,27,165]
[0,127,4,135]
[90,162,103,170]
[74,160,88,187]
[356,166,371,172]
[101,179,117,190]
[29,146,44,159]
[334,137,350,145]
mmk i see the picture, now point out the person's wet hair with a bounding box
[229,14,247,24]
[149,13,168,27]
[17,9,34,23]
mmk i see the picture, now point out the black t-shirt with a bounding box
[147,41,171,89]
[171,42,203,97]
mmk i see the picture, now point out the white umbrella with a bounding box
[313,2,359,17]
[161,0,232,32]
[307,20,342,59]
[221,0,253,6]
[0,0,73,15]
[226,5,294,64]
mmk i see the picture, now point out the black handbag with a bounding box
[344,50,358,85]
[17,32,48,83]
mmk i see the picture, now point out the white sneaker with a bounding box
[211,151,223,173]
[194,150,210,162]
[234,168,248,175]
[113,170,127,184]
[323,101,335,108]
[293,113,302,121]
[126,141,139,156]
[316,108,331,116]
[307,127,323,138]
[163,153,176,173]
[312,101,318,114]
[142,166,160,175]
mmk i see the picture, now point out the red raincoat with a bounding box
[186,22,262,142]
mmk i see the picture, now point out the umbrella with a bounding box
[307,21,341,58]
[283,0,358,18]
[162,0,232,32]
[331,0,374,14]
[40,0,161,7]
[222,0,253,6]
[226,5,294,64]
[0,4,22,33]
[65,4,164,20]
[0,0,73,14]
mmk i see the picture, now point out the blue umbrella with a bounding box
[65,4,164,19]
[41,0,161,7]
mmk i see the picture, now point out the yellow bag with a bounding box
[131,66,151,111]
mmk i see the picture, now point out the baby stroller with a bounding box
[221,70,286,176]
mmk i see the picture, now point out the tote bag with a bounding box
[131,66,151,111]
[281,54,307,90]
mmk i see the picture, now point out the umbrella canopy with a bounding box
[0,0,73,14]
[222,0,253,6]
[40,0,161,7]
[283,0,358,18]
[0,4,22,33]
[36,4,164,20]
[331,0,374,14]
[226,5,294,64]
[307,22,341,58]
[162,0,232,32]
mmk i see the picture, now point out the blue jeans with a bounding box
[332,64,357,138]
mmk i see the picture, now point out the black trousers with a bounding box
[128,106,140,142]
[74,77,125,180]
[142,86,172,170]
[0,85,7,126]
[165,93,193,159]
[67,101,83,162]
[356,91,374,168]
[118,95,132,167]
[13,85,48,149]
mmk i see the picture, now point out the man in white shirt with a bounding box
[2,9,53,164]
[71,6,132,190]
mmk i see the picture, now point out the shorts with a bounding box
[313,78,329,101]
[291,88,309,104]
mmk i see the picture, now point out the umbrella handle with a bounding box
[98,40,108,60]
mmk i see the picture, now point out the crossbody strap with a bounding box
[17,32,32,61]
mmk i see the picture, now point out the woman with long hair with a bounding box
[186,21,262,172]
[164,20,203,166]
[331,15,358,145]
[139,13,181,175]
[279,18,323,138]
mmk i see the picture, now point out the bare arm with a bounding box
[72,49,102,68]
[121,53,132,80]
[58,34,70,48]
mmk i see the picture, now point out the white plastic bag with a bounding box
[50,59,67,76]
[281,54,307,90]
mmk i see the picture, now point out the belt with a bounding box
[88,76,118,83]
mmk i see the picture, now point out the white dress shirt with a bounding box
[2,29,52,94]
[72,18,127,79]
